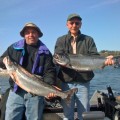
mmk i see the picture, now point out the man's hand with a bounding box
[45,85,61,100]
[105,55,114,66]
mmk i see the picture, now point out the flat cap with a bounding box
[67,13,82,21]
[20,22,43,37]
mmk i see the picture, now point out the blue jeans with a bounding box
[5,89,45,120]
[61,82,90,120]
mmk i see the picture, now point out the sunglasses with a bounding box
[69,22,80,25]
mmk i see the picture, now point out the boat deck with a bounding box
[1,87,120,120]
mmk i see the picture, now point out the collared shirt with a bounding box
[71,36,77,54]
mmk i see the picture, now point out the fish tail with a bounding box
[114,56,120,67]
[63,88,78,104]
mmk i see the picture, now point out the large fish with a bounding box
[3,56,78,102]
[53,54,120,71]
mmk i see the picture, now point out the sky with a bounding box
[0,0,120,55]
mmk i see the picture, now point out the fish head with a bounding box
[53,53,70,66]
[3,56,17,72]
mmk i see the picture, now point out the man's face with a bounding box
[67,18,82,36]
[24,27,39,45]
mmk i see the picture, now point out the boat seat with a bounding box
[82,111,105,120]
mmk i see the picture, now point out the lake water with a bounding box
[90,66,120,96]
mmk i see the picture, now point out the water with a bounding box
[0,67,120,95]
[90,66,120,96]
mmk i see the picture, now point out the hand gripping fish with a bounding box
[53,54,120,71]
[3,56,78,103]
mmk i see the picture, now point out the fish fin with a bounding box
[31,93,37,97]
[34,74,43,80]
[27,92,37,97]
[63,88,78,104]
[9,72,17,82]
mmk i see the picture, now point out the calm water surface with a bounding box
[91,66,120,96]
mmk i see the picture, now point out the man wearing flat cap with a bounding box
[54,13,114,120]
[0,22,56,120]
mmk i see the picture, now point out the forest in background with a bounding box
[99,50,120,57]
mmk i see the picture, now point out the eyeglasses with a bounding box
[69,22,80,26]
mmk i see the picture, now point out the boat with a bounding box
[0,86,120,120]
[90,86,120,120]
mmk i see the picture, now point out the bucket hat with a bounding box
[20,22,43,37]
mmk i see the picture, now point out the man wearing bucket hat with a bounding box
[0,22,56,120]
[20,22,43,38]
[54,13,114,120]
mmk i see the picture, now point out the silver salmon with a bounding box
[53,54,120,71]
[3,56,78,101]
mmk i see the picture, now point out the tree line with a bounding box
[99,50,120,57]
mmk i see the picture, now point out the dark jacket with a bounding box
[0,39,56,89]
[54,31,99,83]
